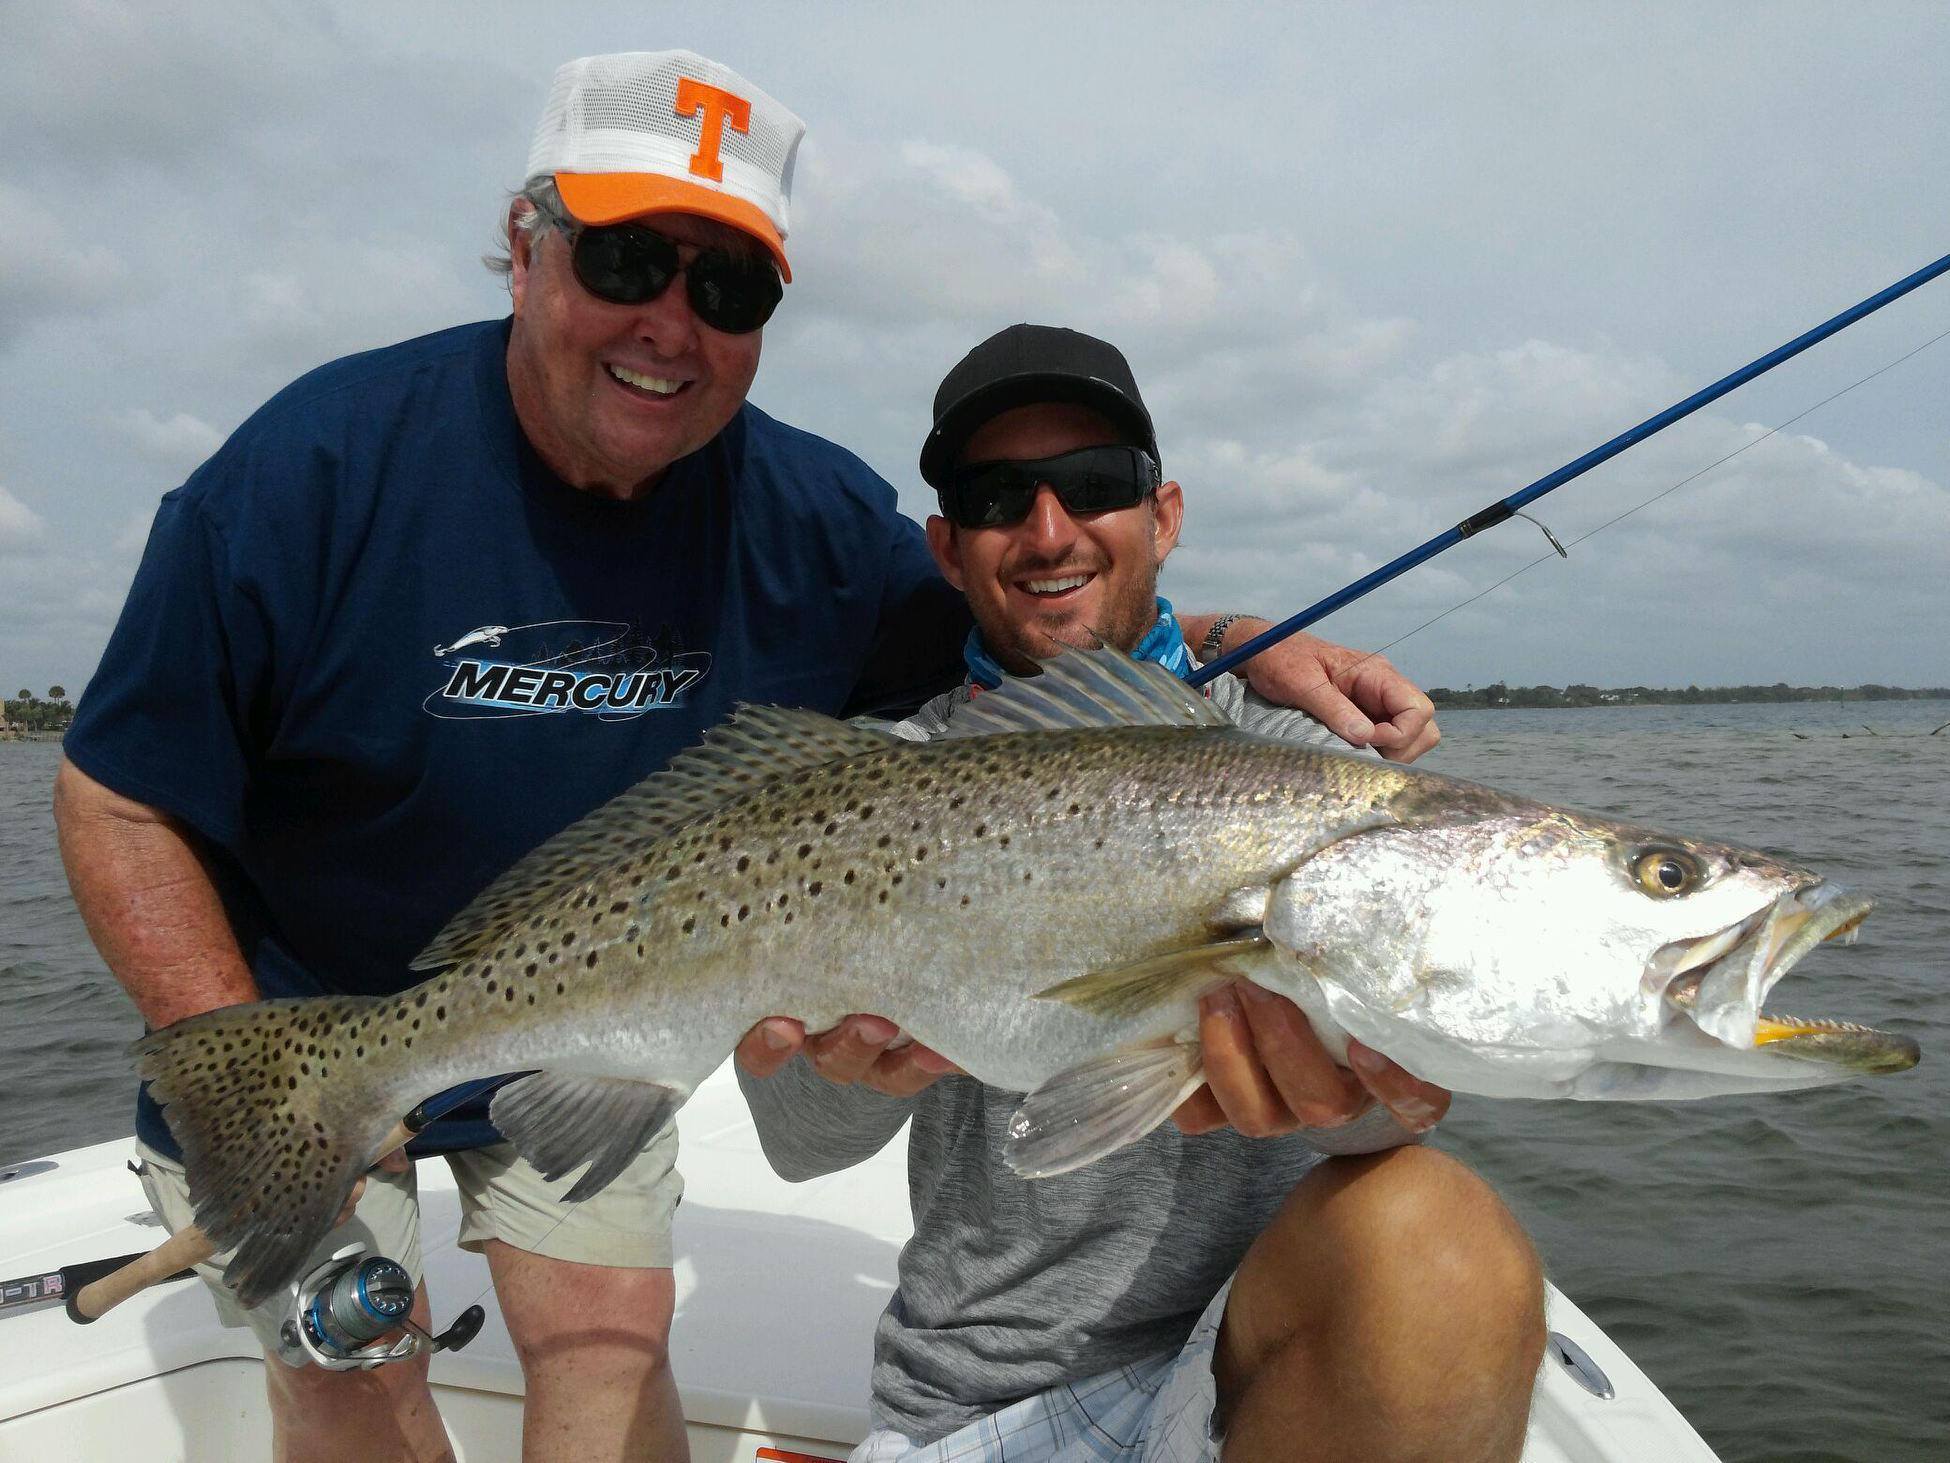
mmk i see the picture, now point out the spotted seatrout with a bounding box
[135,650,1920,1304]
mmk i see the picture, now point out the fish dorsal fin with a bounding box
[939,645,1234,739]
[411,707,896,971]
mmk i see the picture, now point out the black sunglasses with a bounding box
[940,445,1161,529]
[543,213,782,335]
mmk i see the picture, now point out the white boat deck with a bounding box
[0,1062,1720,1461]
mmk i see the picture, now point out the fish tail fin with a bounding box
[133,995,413,1307]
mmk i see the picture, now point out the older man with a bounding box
[57,52,1441,1463]
[738,327,1544,1463]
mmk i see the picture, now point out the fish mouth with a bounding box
[1654,884,1918,1073]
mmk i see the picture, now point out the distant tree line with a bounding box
[2,686,73,734]
[1427,681,1950,710]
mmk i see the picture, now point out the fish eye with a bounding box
[1633,848,1701,898]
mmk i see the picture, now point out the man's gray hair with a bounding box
[483,176,564,282]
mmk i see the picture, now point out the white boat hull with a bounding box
[0,1062,1719,1461]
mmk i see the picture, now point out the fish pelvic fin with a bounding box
[132,996,410,1308]
[412,707,898,971]
[1005,1039,1206,1178]
[1031,933,1272,1021]
[939,645,1235,739]
[488,1073,684,1201]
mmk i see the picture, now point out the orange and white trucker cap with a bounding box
[526,51,805,281]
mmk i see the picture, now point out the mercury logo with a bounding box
[424,619,710,722]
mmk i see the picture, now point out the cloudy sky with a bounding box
[2,1,1945,699]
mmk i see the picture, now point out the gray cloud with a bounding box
[0,485,47,552]
[2,1,1945,697]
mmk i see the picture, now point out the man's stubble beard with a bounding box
[983,557,1162,674]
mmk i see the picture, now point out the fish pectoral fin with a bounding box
[1005,1039,1206,1178]
[488,1073,684,1202]
[1031,933,1272,1021]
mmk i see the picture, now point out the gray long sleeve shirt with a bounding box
[737,669,1417,1442]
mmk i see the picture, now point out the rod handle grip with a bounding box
[67,1118,415,1324]
[68,1226,215,1323]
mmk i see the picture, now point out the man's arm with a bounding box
[1178,613,1439,764]
[53,756,260,1028]
[734,1016,951,1181]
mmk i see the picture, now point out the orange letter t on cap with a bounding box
[674,77,752,183]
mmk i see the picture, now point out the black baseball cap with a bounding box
[919,324,1159,489]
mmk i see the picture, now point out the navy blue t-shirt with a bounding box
[65,318,968,1157]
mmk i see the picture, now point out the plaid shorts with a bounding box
[851,1278,1233,1463]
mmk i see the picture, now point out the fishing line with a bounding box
[1219,320,1950,712]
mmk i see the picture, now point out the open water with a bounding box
[2,701,1945,1461]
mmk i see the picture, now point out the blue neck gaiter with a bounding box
[962,596,1194,689]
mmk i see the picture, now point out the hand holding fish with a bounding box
[1172,984,1452,1139]
[738,1015,965,1099]
[330,1147,412,1227]
[1206,619,1440,763]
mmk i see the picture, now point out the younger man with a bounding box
[738,326,1545,1463]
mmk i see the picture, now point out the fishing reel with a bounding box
[275,1242,484,1370]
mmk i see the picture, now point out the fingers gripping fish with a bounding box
[133,649,1920,1305]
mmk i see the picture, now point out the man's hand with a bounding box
[1213,619,1440,764]
[332,1148,412,1228]
[736,1014,963,1099]
[1172,983,1450,1138]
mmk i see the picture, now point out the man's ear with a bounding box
[925,514,967,591]
[509,206,536,317]
[1151,479,1184,565]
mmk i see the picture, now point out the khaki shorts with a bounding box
[135,1121,680,1364]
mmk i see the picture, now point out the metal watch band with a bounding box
[1199,612,1246,662]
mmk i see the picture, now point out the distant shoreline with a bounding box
[1428,685,1950,711]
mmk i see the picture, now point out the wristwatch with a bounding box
[1199,612,1246,663]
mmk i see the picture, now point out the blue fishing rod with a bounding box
[1190,250,1950,688]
